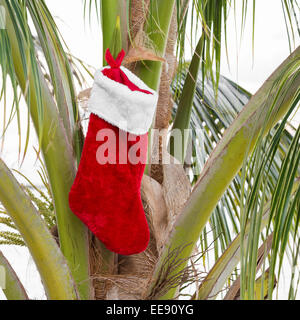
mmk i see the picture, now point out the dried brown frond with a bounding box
[91,241,157,300]
[89,234,117,300]
[123,46,165,65]
[224,268,277,300]
[77,88,92,111]
[224,233,274,301]
[90,176,163,300]
[145,243,207,300]
[94,274,149,300]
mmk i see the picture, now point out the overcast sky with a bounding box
[0,0,299,300]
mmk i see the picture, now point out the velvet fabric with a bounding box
[68,49,152,255]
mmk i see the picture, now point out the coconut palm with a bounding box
[0,0,299,300]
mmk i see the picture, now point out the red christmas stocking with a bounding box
[69,49,158,255]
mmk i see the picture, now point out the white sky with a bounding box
[221,1,299,93]
[0,0,299,300]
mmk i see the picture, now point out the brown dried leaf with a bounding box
[123,46,165,65]
[78,88,91,101]
[224,233,274,300]
[77,88,92,110]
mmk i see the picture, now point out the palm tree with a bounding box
[0,0,299,300]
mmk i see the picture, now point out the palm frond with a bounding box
[151,45,300,300]
[0,172,56,247]
[282,0,300,51]
[0,158,78,299]
[240,110,300,299]
[0,250,29,299]
[0,0,91,299]
[171,67,295,272]
[0,0,40,159]
[27,0,77,146]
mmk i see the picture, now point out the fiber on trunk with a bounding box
[89,175,164,300]
[129,0,151,45]
[150,5,178,184]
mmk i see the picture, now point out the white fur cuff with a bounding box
[88,66,158,135]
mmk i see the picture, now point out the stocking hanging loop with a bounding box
[105,48,126,68]
[87,48,158,135]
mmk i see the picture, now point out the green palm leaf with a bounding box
[0,0,90,299]
[171,67,295,268]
